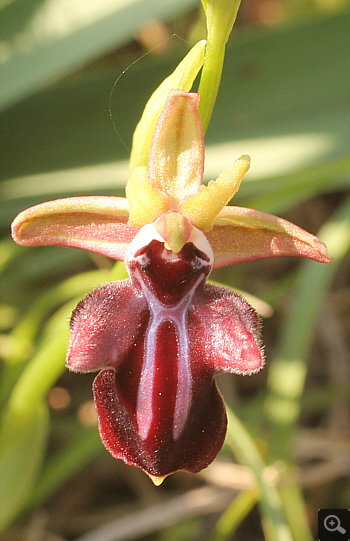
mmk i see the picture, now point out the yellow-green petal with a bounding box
[180,155,250,231]
[126,166,171,226]
[129,40,206,172]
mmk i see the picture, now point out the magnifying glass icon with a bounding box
[324,515,346,534]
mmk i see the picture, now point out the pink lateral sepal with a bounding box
[208,206,332,268]
[11,196,139,261]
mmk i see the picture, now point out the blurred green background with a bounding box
[0,1,349,540]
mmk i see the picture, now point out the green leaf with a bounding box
[3,269,110,366]
[210,487,259,541]
[0,401,49,531]
[225,407,293,541]
[265,198,350,457]
[3,300,74,417]
[28,428,103,510]
[262,199,350,541]
[236,155,350,214]
[0,0,198,110]
[0,299,76,530]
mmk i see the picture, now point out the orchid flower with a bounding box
[11,89,331,485]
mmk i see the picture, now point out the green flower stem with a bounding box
[198,0,242,134]
[225,407,293,541]
[198,42,225,134]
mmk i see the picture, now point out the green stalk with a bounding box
[198,43,225,134]
[210,487,259,541]
[198,0,242,134]
[225,407,293,541]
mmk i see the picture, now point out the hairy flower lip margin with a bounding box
[64,212,265,482]
[67,236,264,480]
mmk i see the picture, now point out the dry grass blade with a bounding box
[75,486,235,541]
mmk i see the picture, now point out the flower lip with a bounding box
[126,213,213,306]
[130,239,211,306]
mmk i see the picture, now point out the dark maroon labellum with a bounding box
[67,224,264,480]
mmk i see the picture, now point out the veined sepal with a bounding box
[11,196,139,262]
